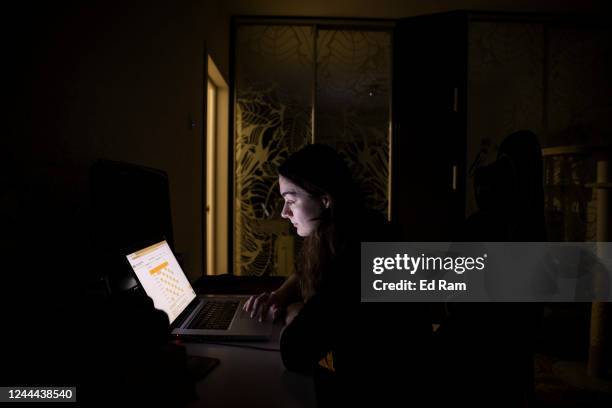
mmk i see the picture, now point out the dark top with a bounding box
[280,209,433,405]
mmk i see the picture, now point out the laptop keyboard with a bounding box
[187,300,240,330]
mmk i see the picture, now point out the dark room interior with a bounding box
[3,0,612,406]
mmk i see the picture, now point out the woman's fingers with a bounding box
[250,292,270,319]
[243,295,255,312]
[260,291,283,322]
[244,294,264,312]
[244,291,285,322]
[258,299,273,322]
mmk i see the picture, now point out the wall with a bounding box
[6,0,606,285]
[7,1,230,282]
[225,0,607,18]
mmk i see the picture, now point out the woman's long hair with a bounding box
[278,144,360,300]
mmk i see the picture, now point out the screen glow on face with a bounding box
[279,176,324,237]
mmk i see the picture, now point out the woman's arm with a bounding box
[275,273,301,304]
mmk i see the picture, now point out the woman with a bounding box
[244,143,368,325]
[244,144,432,406]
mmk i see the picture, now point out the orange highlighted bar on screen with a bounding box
[130,241,167,259]
[149,261,169,276]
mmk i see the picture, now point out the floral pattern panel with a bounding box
[235,25,313,276]
[316,29,391,216]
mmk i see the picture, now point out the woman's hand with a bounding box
[243,274,301,322]
[243,291,286,323]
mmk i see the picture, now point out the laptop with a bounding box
[125,239,274,341]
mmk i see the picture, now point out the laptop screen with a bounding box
[126,240,196,324]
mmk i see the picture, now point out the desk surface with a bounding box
[185,276,316,408]
[183,325,316,408]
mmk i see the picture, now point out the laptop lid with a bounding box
[125,240,197,326]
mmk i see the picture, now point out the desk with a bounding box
[184,276,317,408]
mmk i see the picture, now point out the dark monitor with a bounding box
[90,160,175,293]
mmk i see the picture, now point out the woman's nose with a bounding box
[281,202,292,218]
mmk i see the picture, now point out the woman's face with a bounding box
[279,175,327,237]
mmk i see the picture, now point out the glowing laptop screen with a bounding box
[126,240,196,324]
